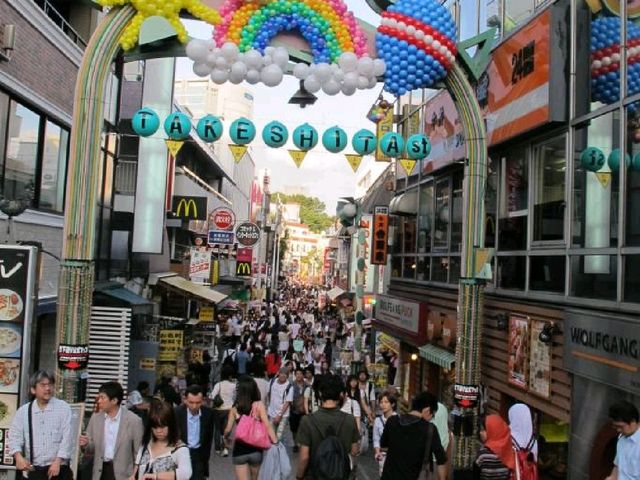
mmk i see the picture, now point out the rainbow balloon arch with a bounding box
[59,0,488,470]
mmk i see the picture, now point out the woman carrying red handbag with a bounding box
[224,376,278,480]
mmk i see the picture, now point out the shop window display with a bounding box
[533,136,566,243]
[499,148,528,251]
[573,113,619,249]
[432,256,449,283]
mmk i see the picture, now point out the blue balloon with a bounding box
[132,107,160,137]
[262,121,288,148]
[322,126,348,153]
[196,115,223,143]
[293,123,318,151]
[352,129,377,155]
[230,117,256,145]
[406,134,431,160]
[608,148,630,172]
[580,147,606,172]
[164,112,191,140]
[379,132,405,158]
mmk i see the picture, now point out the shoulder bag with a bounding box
[235,402,272,450]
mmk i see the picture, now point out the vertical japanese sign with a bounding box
[0,246,38,468]
[159,330,184,361]
[375,109,394,162]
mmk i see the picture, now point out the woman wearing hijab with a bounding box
[474,415,515,480]
[508,403,538,460]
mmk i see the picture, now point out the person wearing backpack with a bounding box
[267,367,294,441]
[295,375,360,480]
[380,391,447,480]
[290,368,311,452]
[508,403,539,480]
[474,415,515,480]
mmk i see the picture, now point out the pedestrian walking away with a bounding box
[211,364,237,457]
[474,415,515,480]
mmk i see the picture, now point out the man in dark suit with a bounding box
[175,384,214,480]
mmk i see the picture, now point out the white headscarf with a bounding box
[508,403,538,460]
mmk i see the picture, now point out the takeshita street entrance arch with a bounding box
[57,0,487,468]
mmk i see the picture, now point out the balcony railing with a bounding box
[31,0,88,49]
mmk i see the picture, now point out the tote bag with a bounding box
[235,402,272,449]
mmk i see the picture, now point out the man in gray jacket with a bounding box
[79,382,143,480]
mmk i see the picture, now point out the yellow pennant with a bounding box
[595,171,611,188]
[165,140,184,157]
[399,158,417,176]
[288,150,307,168]
[229,144,248,163]
[345,154,363,173]
[584,0,602,13]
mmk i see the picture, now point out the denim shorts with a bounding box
[232,451,263,465]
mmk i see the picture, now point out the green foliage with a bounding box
[273,192,335,233]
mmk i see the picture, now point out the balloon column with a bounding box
[376,0,457,96]
[591,16,640,111]
[185,0,383,93]
[96,0,221,51]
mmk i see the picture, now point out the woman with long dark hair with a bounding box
[341,375,362,434]
[132,399,192,480]
[224,376,277,480]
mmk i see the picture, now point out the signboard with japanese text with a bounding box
[371,206,389,265]
[235,222,261,247]
[189,248,211,283]
[199,306,214,322]
[0,245,38,469]
[237,247,253,263]
[208,230,235,245]
[159,330,184,361]
[209,207,236,231]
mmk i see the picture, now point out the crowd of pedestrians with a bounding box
[4,280,640,480]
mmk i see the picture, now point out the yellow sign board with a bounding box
[229,144,248,163]
[375,109,394,162]
[165,140,184,157]
[399,159,417,176]
[139,358,156,371]
[345,154,363,173]
[159,330,183,362]
[595,172,611,188]
[199,306,214,322]
[288,150,308,168]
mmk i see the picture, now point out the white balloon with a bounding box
[244,49,263,69]
[373,58,386,76]
[265,46,276,56]
[215,57,229,69]
[293,63,310,80]
[343,71,359,89]
[322,79,341,95]
[246,69,261,84]
[229,70,244,84]
[357,76,370,89]
[338,52,358,72]
[221,42,239,62]
[304,75,321,93]
[185,40,209,62]
[357,56,374,76]
[231,61,248,77]
[342,84,356,96]
[368,76,378,88]
[261,64,283,87]
[263,54,273,66]
[315,63,332,82]
[332,69,344,82]
[206,52,218,67]
[272,48,290,68]
[211,69,229,84]
[193,62,211,77]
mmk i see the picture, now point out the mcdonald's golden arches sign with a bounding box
[172,196,207,221]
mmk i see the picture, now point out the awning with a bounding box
[101,287,154,306]
[419,344,455,369]
[159,276,228,304]
[327,286,345,300]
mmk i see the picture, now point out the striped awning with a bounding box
[419,344,455,369]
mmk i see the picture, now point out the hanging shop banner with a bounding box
[199,306,214,322]
[375,109,394,162]
[481,5,567,146]
[453,384,480,408]
[373,294,428,344]
[237,247,253,263]
[371,206,389,265]
[189,248,211,283]
[159,330,184,362]
[209,207,236,231]
[564,309,640,396]
[172,196,207,221]
[57,345,89,370]
[422,90,465,175]
[208,230,235,245]
[529,319,552,398]
[235,222,261,247]
[0,246,38,467]
[507,315,530,389]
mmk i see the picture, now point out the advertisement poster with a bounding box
[189,248,211,283]
[529,319,552,398]
[508,315,530,389]
[159,330,184,362]
[0,246,37,468]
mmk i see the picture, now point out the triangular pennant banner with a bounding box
[457,28,498,81]
[165,140,184,157]
[585,0,602,13]
[595,172,611,188]
[229,144,248,163]
[345,154,363,173]
[399,159,417,176]
[288,150,307,168]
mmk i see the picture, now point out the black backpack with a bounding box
[309,414,351,480]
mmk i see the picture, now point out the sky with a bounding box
[174,2,389,215]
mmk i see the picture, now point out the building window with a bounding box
[624,256,640,303]
[485,157,498,248]
[573,114,619,249]
[497,255,526,290]
[505,0,535,34]
[530,256,565,293]
[434,178,450,251]
[533,135,566,243]
[418,183,433,254]
[570,255,617,301]
[451,172,463,252]
[0,95,69,213]
[499,148,528,250]
[626,107,640,246]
